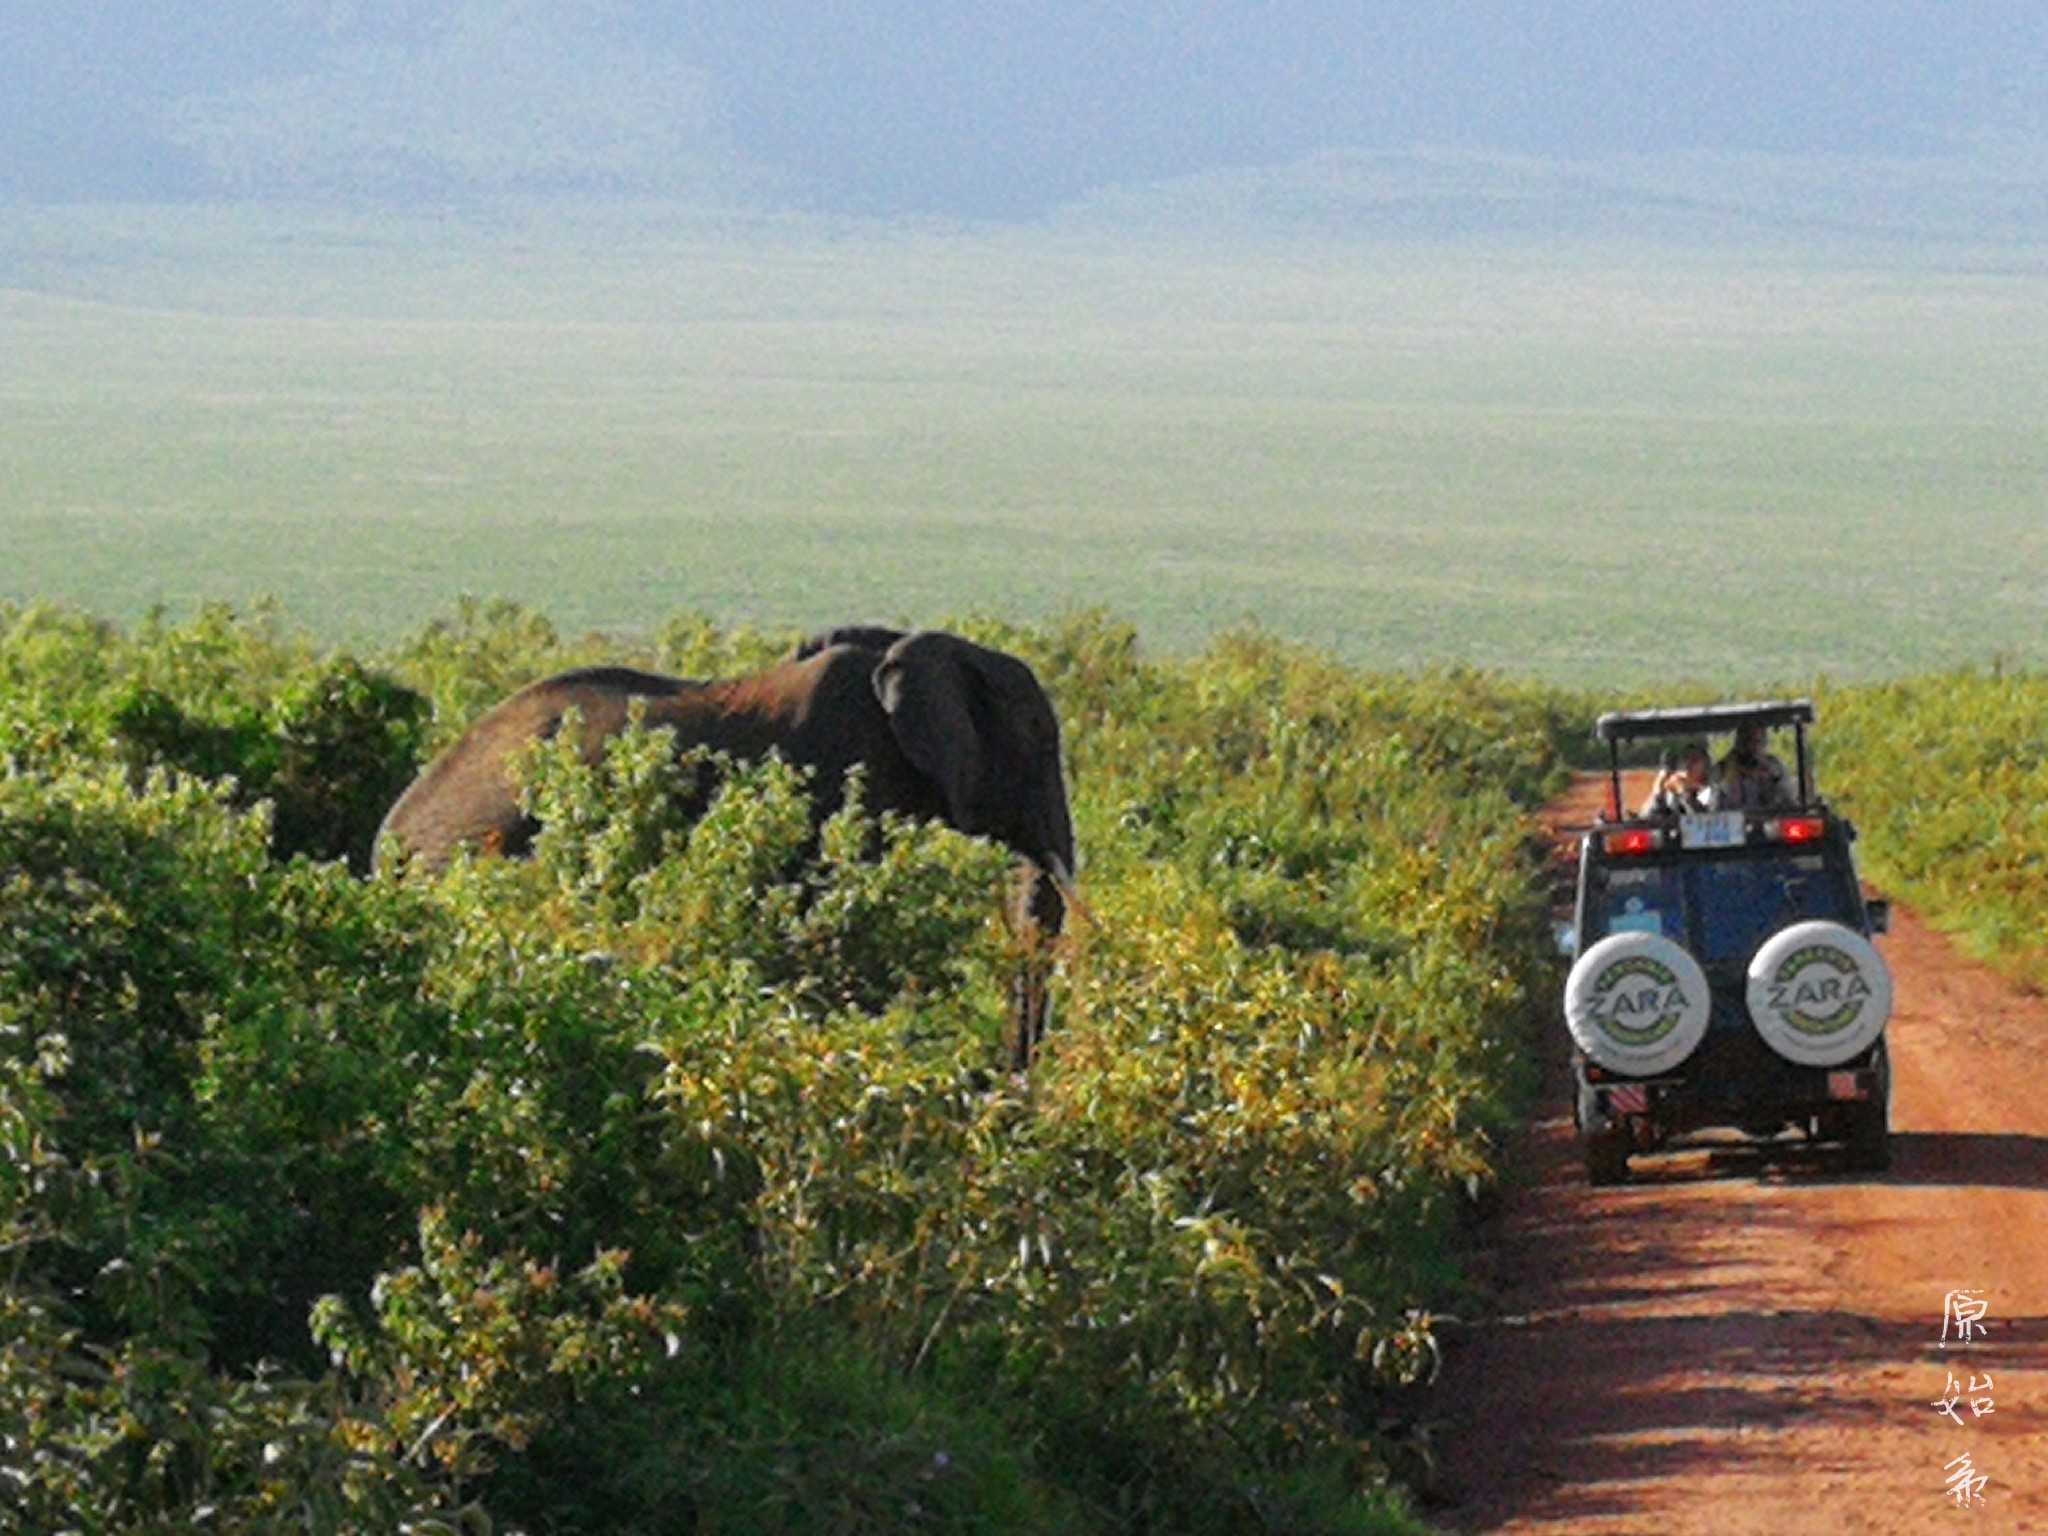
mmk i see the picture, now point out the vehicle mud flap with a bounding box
[1746,920,1892,1068]
[1564,931,1712,1077]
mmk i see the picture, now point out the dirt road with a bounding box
[1434,774,2048,1534]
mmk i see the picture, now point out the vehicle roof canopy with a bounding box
[1595,698,1814,744]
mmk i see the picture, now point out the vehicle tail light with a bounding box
[1602,827,1661,856]
[1769,815,1827,844]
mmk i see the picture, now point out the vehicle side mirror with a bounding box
[1866,898,1891,935]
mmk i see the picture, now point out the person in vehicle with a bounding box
[1716,721,1790,808]
[1639,742,1716,815]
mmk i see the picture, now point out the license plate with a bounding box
[1680,811,1746,849]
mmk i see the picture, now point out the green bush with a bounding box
[0,602,1565,1534]
[2,601,429,869]
[1822,666,2048,986]
[0,765,265,1346]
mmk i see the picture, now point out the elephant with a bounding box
[374,628,1079,1070]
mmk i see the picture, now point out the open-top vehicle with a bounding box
[1563,700,1893,1185]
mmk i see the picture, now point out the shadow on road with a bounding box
[1884,1130,2048,1191]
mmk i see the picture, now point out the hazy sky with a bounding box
[4,2,2045,215]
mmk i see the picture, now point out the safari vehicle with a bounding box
[1562,700,1893,1185]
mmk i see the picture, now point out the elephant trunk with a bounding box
[1006,843,1082,1077]
[1039,850,1092,929]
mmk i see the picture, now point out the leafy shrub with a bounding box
[0,764,265,1350]
[2,601,428,869]
[105,659,430,871]
[1822,666,2048,985]
[0,602,1564,1534]
[265,660,433,870]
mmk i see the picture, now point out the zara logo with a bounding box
[1763,943,1872,1036]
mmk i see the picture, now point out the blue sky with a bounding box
[3,2,2045,214]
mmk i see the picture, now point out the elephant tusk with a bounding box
[1043,853,1096,929]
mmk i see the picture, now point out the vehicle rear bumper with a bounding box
[1574,1033,1888,1138]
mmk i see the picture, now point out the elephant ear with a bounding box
[872,631,989,830]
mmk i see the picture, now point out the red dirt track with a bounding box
[1434,773,2048,1534]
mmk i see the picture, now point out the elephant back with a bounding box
[375,666,698,870]
[788,625,907,661]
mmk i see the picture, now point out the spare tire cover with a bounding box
[1746,920,1892,1067]
[1565,932,1713,1077]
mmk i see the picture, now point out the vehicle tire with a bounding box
[1746,921,1893,1068]
[1840,1101,1891,1173]
[1585,1125,1632,1186]
[1564,932,1713,1077]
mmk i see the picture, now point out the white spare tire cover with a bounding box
[1565,932,1713,1077]
[1746,920,1892,1067]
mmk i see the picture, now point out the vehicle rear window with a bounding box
[1597,865,1686,942]
[1589,853,1856,962]
[1688,855,1852,963]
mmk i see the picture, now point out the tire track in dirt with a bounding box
[1433,773,2048,1534]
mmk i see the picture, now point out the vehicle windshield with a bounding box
[1591,852,1857,964]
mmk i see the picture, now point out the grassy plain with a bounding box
[4,201,2047,685]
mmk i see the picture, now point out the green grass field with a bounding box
[7,200,2048,1535]
[5,202,2046,685]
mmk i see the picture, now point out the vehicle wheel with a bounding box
[1585,1126,1632,1186]
[1565,932,1712,1077]
[1747,921,1893,1067]
[1840,1101,1891,1173]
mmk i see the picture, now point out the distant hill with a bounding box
[158,8,746,201]
[1055,146,2048,254]
[11,5,2048,227]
